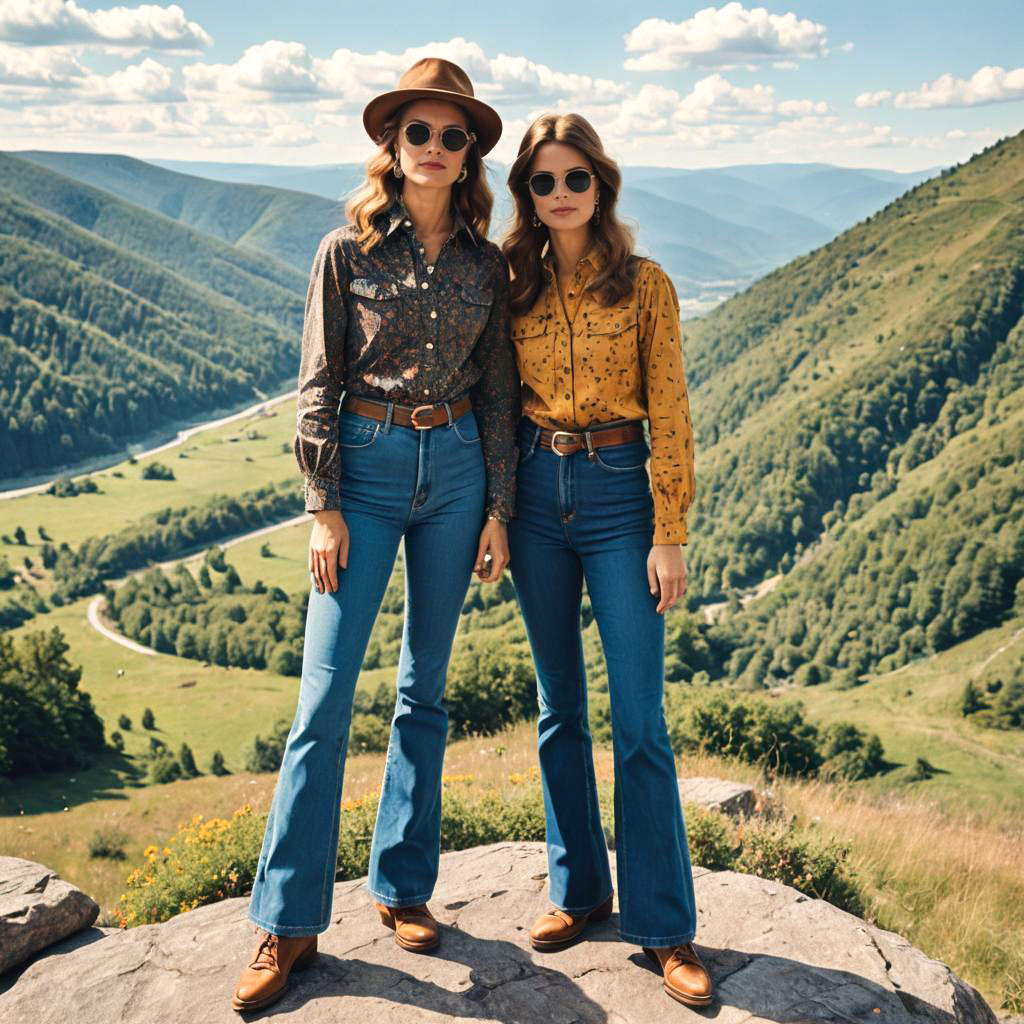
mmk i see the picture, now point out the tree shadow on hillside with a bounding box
[0,750,147,816]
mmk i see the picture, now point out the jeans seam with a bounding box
[618,929,696,946]
[248,910,329,937]
[319,733,345,922]
[367,886,434,907]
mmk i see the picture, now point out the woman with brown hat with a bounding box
[501,113,712,1008]
[232,58,517,1012]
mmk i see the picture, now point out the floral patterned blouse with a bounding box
[294,200,519,519]
[512,251,696,544]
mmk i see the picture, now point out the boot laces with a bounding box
[249,931,280,973]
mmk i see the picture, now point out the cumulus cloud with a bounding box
[855,89,892,109]
[894,65,1024,109]
[183,36,626,108]
[0,0,211,52]
[624,2,828,71]
[0,40,86,87]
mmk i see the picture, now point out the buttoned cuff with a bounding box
[653,519,688,546]
[304,475,341,513]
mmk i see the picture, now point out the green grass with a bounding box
[791,614,1024,824]
[0,397,298,552]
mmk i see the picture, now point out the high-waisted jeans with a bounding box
[247,401,486,936]
[507,417,698,946]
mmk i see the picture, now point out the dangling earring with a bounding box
[592,196,601,224]
[532,212,541,228]
[457,165,468,183]
[392,158,403,179]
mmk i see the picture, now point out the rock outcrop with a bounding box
[0,857,100,975]
[679,776,758,818]
[0,843,997,1023]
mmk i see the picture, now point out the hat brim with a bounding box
[362,88,502,156]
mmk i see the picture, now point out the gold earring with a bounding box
[532,212,540,227]
[393,159,403,179]
[592,196,600,224]
[457,165,468,183]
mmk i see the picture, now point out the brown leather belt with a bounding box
[537,421,645,457]
[342,393,472,429]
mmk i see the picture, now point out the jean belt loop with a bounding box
[530,421,541,457]
[383,400,394,434]
[444,400,454,427]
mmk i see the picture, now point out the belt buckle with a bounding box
[549,430,577,456]
[410,404,436,430]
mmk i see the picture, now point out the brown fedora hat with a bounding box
[362,57,502,156]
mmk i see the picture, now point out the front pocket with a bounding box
[338,414,380,449]
[592,439,649,473]
[350,277,400,300]
[451,412,482,445]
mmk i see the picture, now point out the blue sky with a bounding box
[1,0,1022,170]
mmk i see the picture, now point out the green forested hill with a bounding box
[684,131,1024,685]
[14,151,345,274]
[0,155,305,479]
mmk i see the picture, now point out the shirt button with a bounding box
[424,388,430,395]
[430,310,437,319]
[427,265,435,274]
[421,281,429,289]
[404,219,412,227]
[426,342,434,349]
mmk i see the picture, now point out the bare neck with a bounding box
[549,224,592,282]
[401,181,454,238]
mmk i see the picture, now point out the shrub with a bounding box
[141,462,175,481]
[88,828,129,860]
[210,750,229,776]
[349,714,390,754]
[118,714,132,731]
[246,719,290,773]
[445,642,537,737]
[110,731,125,752]
[141,708,155,730]
[148,749,182,784]
[733,821,863,915]
[179,743,200,778]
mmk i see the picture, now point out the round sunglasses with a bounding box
[402,120,475,152]
[527,168,594,197]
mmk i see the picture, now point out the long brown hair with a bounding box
[345,103,494,253]
[502,113,636,315]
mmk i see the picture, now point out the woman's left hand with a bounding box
[474,520,510,583]
[647,544,688,614]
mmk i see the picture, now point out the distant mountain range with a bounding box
[19,151,935,315]
[0,152,303,480]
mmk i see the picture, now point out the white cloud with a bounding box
[893,65,1024,109]
[0,0,211,52]
[81,57,181,102]
[183,36,627,109]
[0,40,86,86]
[624,2,828,71]
[855,89,892,109]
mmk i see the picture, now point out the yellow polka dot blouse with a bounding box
[511,251,696,545]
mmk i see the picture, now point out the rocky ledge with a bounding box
[0,842,997,1023]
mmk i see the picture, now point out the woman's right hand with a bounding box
[309,510,348,593]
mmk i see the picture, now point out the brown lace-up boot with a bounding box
[231,930,318,1012]
[529,893,614,951]
[375,902,441,952]
[642,942,713,1006]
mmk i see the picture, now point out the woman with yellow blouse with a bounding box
[501,113,711,1008]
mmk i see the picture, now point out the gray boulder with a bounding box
[679,775,758,817]
[0,843,996,1023]
[0,857,100,975]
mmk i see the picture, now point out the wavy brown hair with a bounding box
[345,103,494,253]
[502,113,636,315]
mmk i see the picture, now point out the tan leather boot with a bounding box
[231,931,318,1012]
[643,943,713,1007]
[375,902,441,952]
[530,893,614,951]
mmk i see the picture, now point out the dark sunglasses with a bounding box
[402,120,475,152]
[527,168,594,197]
